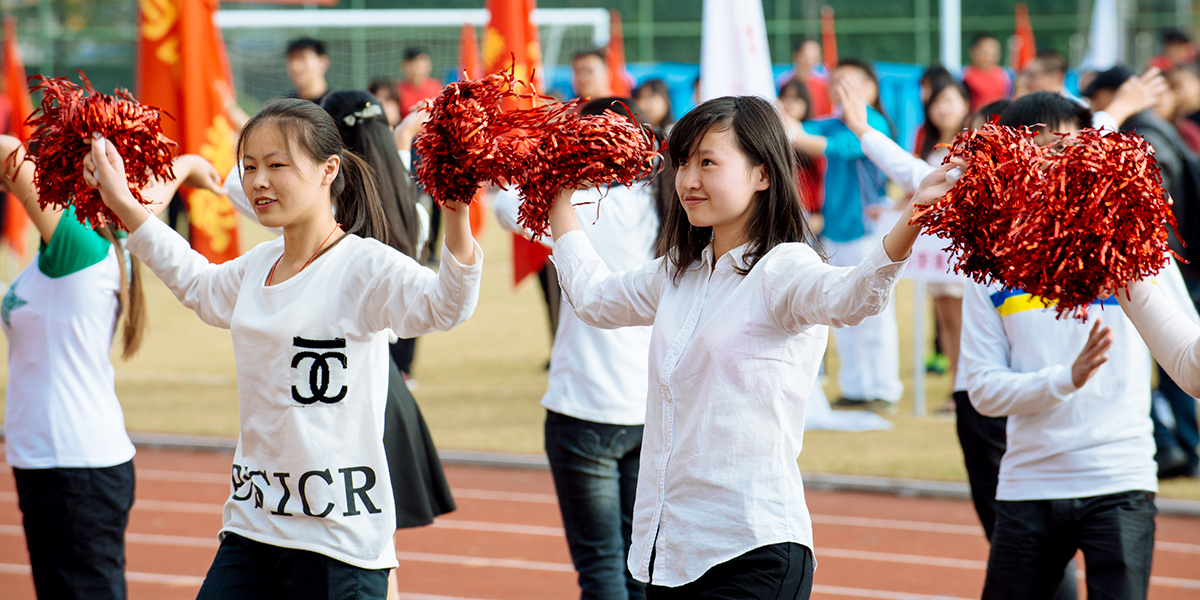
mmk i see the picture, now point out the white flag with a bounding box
[1080,0,1123,72]
[699,0,777,102]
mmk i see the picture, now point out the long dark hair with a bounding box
[322,90,424,261]
[835,59,897,139]
[661,96,816,282]
[237,98,388,243]
[918,80,971,160]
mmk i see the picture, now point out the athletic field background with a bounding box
[1,210,1197,501]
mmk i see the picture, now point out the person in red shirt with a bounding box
[397,48,443,119]
[961,34,1011,112]
[1149,29,1195,73]
[776,39,831,118]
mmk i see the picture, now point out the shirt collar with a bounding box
[700,241,753,273]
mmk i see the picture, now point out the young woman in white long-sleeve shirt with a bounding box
[545,95,957,598]
[83,98,482,600]
[1,134,222,600]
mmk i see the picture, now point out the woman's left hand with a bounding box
[83,134,153,231]
[175,154,224,194]
[911,158,968,207]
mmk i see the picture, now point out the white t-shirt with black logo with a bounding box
[127,216,482,570]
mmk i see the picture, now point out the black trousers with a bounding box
[982,491,1156,600]
[14,460,135,600]
[954,391,1078,600]
[645,543,814,600]
[196,533,389,600]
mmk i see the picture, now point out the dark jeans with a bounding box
[954,391,1078,600]
[545,410,645,600]
[14,460,135,600]
[645,543,814,600]
[982,490,1157,600]
[196,533,388,600]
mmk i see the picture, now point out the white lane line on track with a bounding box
[137,469,228,484]
[819,548,987,570]
[1157,540,1200,554]
[812,585,971,599]
[431,519,564,537]
[394,551,575,573]
[812,514,982,536]
[395,594,498,600]
[449,488,559,504]
[0,562,205,586]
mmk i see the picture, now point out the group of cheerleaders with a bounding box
[2,60,1190,600]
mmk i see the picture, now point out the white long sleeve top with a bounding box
[494,185,657,425]
[959,262,1194,500]
[1119,278,1200,397]
[552,231,907,586]
[126,217,482,569]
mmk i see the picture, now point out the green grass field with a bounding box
[2,213,1198,501]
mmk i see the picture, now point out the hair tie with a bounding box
[342,102,384,127]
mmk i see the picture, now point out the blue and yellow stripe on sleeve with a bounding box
[989,289,1118,317]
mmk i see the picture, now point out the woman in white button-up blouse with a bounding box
[545,94,960,598]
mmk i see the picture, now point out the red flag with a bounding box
[138,0,240,264]
[2,16,31,261]
[1012,3,1037,71]
[821,6,838,72]
[484,0,552,287]
[459,23,488,240]
[607,10,632,97]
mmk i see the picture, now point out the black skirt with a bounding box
[383,357,456,528]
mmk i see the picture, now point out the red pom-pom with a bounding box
[913,122,1176,320]
[912,121,1042,285]
[1009,129,1176,319]
[23,73,177,229]
[414,64,658,237]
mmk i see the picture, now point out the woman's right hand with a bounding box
[82,134,153,232]
[1071,319,1114,388]
[836,77,871,137]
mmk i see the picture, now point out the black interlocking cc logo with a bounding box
[291,337,348,404]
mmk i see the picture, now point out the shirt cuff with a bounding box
[551,230,590,269]
[1048,364,1079,399]
[866,236,910,281]
[439,237,485,274]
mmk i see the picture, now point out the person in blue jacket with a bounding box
[789,58,903,411]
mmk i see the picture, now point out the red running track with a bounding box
[1,447,1198,599]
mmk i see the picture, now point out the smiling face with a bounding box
[674,127,769,247]
[240,123,339,230]
[928,86,969,137]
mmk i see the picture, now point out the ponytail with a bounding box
[331,150,388,242]
[97,225,146,360]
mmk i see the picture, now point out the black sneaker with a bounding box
[833,397,868,408]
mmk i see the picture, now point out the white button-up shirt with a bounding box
[553,231,907,586]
